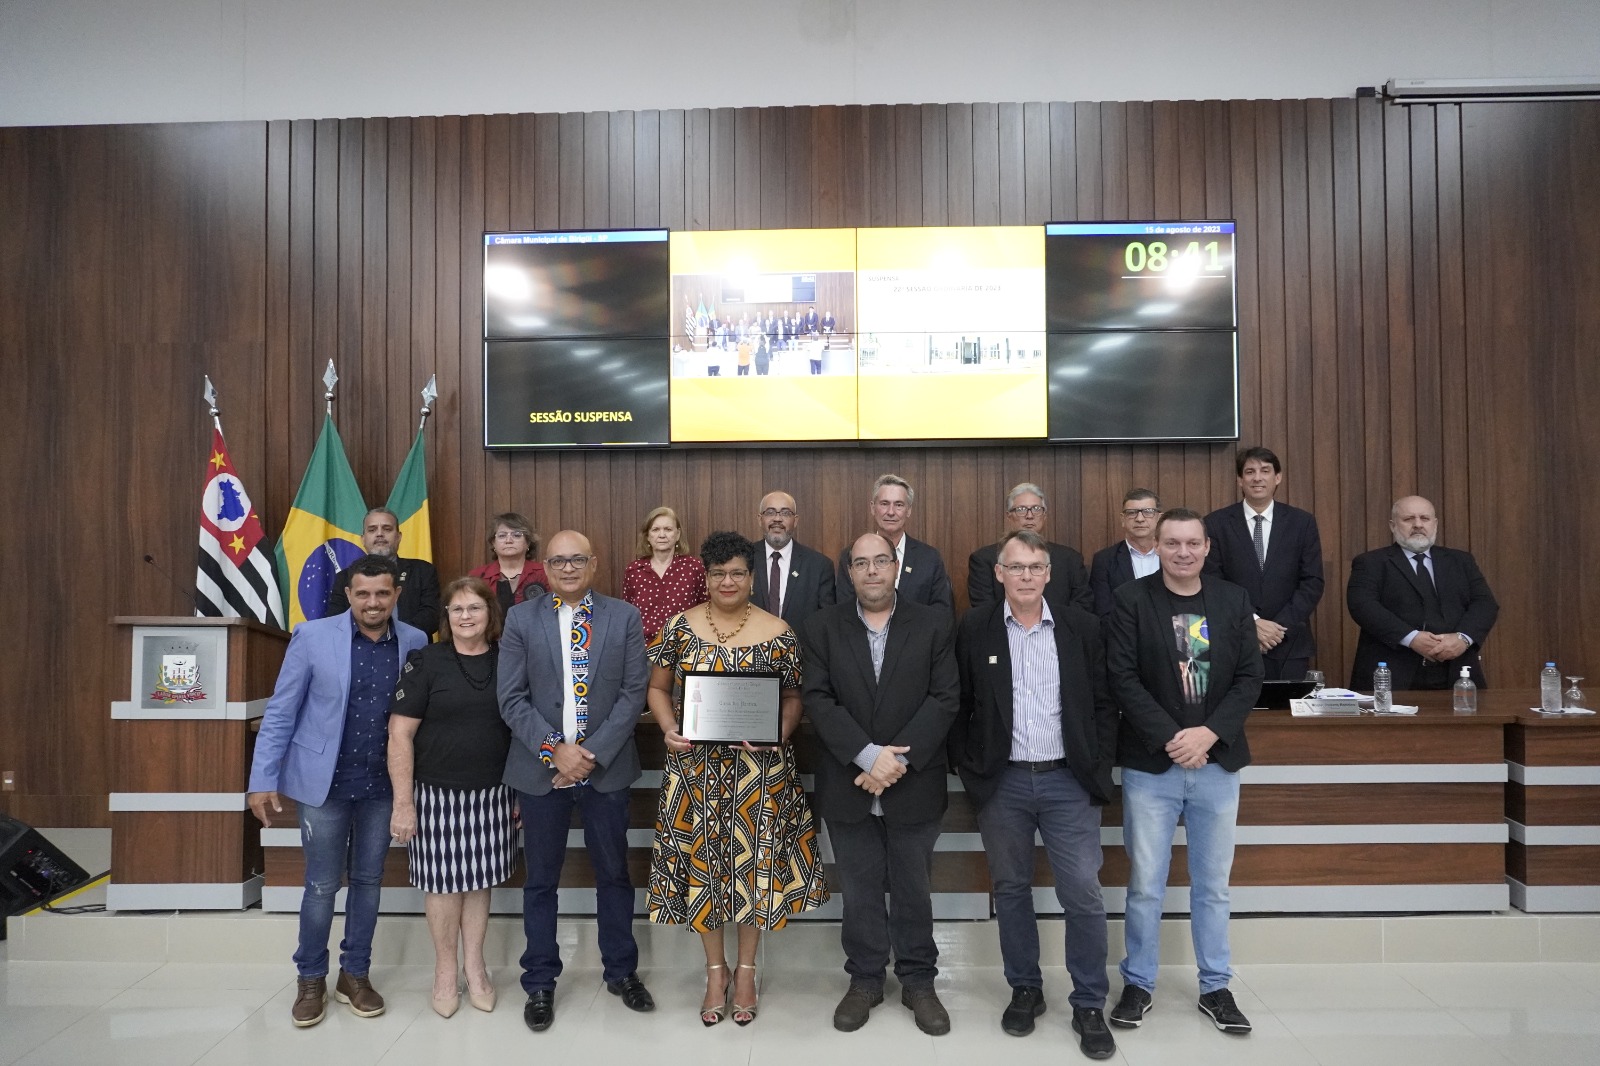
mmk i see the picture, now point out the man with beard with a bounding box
[749,490,836,628]
[1346,495,1499,690]
[327,507,441,635]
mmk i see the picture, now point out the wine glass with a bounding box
[1564,676,1585,711]
[1304,669,1325,696]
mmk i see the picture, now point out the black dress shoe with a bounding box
[1001,985,1046,1036]
[606,972,656,1013]
[1071,1007,1117,1060]
[523,990,555,1031]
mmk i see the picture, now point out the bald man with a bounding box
[749,490,837,629]
[1346,496,1499,690]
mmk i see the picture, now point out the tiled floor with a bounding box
[1,951,1596,1065]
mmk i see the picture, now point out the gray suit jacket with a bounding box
[497,591,649,795]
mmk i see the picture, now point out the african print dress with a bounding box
[646,615,830,930]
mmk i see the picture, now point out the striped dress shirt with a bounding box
[1005,599,1064,761]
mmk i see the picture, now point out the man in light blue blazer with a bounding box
[247,554,427,1028]
[499,529,654,1033]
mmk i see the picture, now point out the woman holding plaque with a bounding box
[388,577,517,1018]
[467,512,546,616]
[621,506,708,644]
[645,531,829,1026]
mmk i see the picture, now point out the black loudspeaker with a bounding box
[0,814,93,917]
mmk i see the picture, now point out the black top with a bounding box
[390,642,511,790]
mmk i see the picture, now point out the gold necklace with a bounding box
[705,602,752,644]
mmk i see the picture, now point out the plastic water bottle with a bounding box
[1453,666,1477,714]
[1373,661,1392,714]
[1541,662,1562,713]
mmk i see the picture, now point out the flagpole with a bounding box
[417,373,438,434]
[203,374,223,434]
[323,360,339,417]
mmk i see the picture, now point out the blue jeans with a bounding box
[518,786,638,993]
[294,794,393,978]
[1118,763,1240,995]
[976,765,1109,1008]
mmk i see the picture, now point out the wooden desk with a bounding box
[260,697,1514,917]
[1505,695,1600,911]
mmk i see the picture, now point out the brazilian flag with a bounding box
[386,428,432,564]
[275,415,368,629]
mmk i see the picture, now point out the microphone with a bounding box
[143,553,204,615]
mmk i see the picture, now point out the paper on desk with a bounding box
[1373,705,1419,715]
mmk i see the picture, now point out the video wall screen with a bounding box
[1044,221,1239,443]
[483,222,1240,448]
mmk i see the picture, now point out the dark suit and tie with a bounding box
[750,538,837,629]
[836,535,954,613]
[800,596,959,1001]
[1346,543,1499,690]
[1202,501,1325,680]
[1089,541,1139,619]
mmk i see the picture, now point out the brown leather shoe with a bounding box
[291,976,326,1027]
[334,969,386,1018]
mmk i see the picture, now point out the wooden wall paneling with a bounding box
[336,120,371,478]
[784,107,813,230]
[866,104,896,228]
[609,111,635,229]
[633,110,661,228]
[889,104,921,228]
[1407,106,1444,500]
[582,111,610,227]
[411,119,453,569]
[811,106,843,228]
[708,107,737,231]
[1202,101,1238,500]
[656,109,685,232]
[946,103,977,227]
[358,119,391,495]
[966,101,992,225]
[385,119,419,532]
[1098,102,1127,220]
[1073,102,1101,219]
[1123,101,1154,220]
[1022,101,1049,224]
[454,116,489,585]
[1226,102,1260,463]
[1303,100,1345,675]
[431,116,465,579]
[264,121,293,517]
[1279,101,1315,486]
[996,102,1024,225]
[837,105,869,229]
[733,107,761,230]
[1382,105,1419,497]
[757,107,786,229]
[1250,101,1287,451]
[1329,100,1366,668]
[479,115,515,535]
[1356,98,1391,540]
[1047,101,1077,221]
[1150,101,1180,220]
[685,108,710,230]
[920,103,949,227]
[1433,106,1471,535]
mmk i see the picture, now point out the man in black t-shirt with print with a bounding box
[1105,508,1263,1038]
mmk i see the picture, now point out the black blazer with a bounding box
[967,540,1094,616]
[836,535,954,613]
[1346,544,1499,689]
[1089,540,1139,619]
[1202,502,1325,664]
[749,539,837,630]
[327,556,441,636]
[800,599,959,825]
[949,600,1117,808]
[1108,573,1263,774]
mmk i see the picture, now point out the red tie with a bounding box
[769,550,783,618]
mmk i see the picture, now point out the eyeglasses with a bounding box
[1122,507,1160,518]
[708,569,750,583]
[849,555,897,573]
[545,555,593,570]
[999,562,1051,576]
[1007,504,1047,517]
[494,530,527,540]
[758,508,797,519]
[447,602,488,615]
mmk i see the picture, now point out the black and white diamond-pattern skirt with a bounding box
[407,781,518,894]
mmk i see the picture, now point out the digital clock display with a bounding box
[1044,221,1237,331]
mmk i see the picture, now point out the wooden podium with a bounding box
[107,616,287,910]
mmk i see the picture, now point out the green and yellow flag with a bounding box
[386,428,432,564]
[275,414,368,629]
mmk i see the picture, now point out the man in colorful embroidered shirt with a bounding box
[499,529,655,1032]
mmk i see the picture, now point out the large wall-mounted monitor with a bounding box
[1044,221,1239,442]
[481,221,1240,449]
